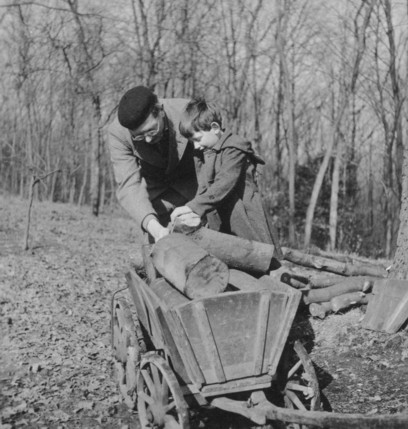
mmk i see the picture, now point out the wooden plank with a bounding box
[193,301,226,383]
[126,270,149,330]
[155,307,191,384]
[363,279,408,331]
[258,276,301,374]
[200,374,272,397]
[166,309,206,386]
[252,292,270,375]
[141,244,157,284]
[149,278,189,309]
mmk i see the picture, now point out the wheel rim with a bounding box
[282,340,321,429]
[112,297,145,409]
[137,353,190,429]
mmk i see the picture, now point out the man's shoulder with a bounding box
[160,98,189,118]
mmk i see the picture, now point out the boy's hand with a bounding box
[171,206,201,230]
[170,206,194,222]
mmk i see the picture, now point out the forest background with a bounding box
[0,0,407,259]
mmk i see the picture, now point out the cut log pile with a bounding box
[148,228,398,324]
[274,247,389,319]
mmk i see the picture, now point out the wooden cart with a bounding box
[111,246,408,429]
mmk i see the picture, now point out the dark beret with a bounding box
[117,86,158,130]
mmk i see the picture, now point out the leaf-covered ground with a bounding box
[1,192,408,428]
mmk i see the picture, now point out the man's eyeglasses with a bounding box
[131,122,160,142]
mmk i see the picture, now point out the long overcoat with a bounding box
[187,129,276,245]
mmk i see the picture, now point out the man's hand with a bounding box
[146,218,170,242]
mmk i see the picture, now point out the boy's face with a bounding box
[191,123,221,150]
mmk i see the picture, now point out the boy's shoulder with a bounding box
[216,129,251,152]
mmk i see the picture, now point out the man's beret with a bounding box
[117,86,158,130]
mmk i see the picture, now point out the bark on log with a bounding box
[303,277,374,304]
[281,247,387,278]
[309,302,333,318]
[309,294,371,318]
[331,292,369,313]
[188,227,279,274]
[280,272,309,289]
[308,273,347,288]
[228,269,266,292]
[151,233,229,299]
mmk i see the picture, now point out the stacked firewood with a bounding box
[148,226,390,319]
[271,247,390,319]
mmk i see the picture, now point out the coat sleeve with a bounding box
[108,125,157,229]
[187,147,246,217]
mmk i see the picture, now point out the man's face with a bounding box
[130,109,164,144]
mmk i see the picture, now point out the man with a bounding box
[108,86,201,241]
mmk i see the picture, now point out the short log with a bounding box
[151,233,229,299]
[303,276,374,305]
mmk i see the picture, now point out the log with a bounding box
[309,302,333,319]
[280,272,309,289]
[228,269,265,292]
[151,233,229,299]
[308,273,347,288]
[331,292,369,313]
[281,247,388,278]
[309,294,371,318]
[188,227,279,274]
[303,276,374,305]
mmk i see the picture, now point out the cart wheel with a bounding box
[282,340,320,429]
[137,352,190,429]
[112,296,146,410]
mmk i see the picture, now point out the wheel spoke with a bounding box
[286,382,315,397]
[164,414,181,429]
[141,368,156,396]
[151,363,162,392]
[287,359,302,379]
[138,390,155,405]
[286,389,307,411]
[163,400,176,413]
[160,376,170,404]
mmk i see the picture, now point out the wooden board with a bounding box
[362,279,408,332]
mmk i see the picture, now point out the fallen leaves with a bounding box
[0,195,141,428]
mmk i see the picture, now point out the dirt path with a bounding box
[1,192,407,428]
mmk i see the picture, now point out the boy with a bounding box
[171,98,278,247]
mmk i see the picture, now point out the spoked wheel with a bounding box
[281,340,321,429]
[137,352,190,429]
[112,296,146,409]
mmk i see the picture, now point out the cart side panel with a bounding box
[126,271,166,350]
[258,277,302,374]
[175,291,289,384]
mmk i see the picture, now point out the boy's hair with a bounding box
[179,98,223,139]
